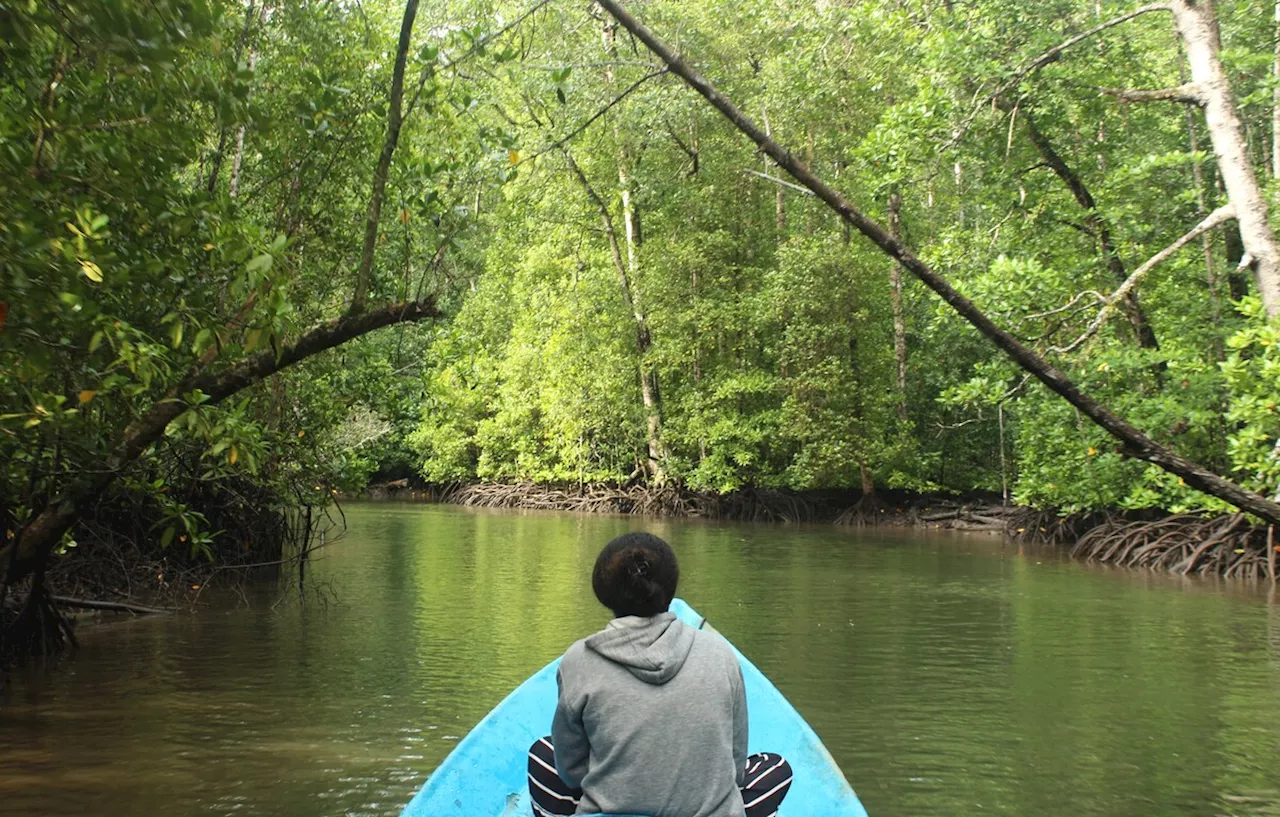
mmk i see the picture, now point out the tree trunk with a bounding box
[564,150,666,482]
[763,107,785,235]
[859,461,875,496]
[1275,0,1280,180]
[1183,79,1226,360]
[888,192,909,423]
[350,0,419,315]
[594,0,1280,526]
[1171,0,1280,317]
[600,13,666,482]
[227,48,259,198]
[1021,108,1160,350]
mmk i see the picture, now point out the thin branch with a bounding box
[1014,290,1104,325]
[1100,83,1204,105]
[405,0,555,118]
[50,595,172,615]
[1052,204,1236,353]
[520,69,668,164]
[49,116,155,133]
[739,168,816,196]
[943,3,1173,150]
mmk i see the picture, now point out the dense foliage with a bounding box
[411,0,1280,513]
[3,0,1280,572]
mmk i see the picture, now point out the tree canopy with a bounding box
[3,0,1280,582]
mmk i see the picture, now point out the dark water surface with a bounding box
[3,503,1280,817]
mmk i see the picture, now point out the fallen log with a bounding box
[50,595,172,616]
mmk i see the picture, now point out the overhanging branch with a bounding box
[0,299,440,588]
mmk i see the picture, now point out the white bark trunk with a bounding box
[1274,0,1280,180]
[1172,0,1280,317]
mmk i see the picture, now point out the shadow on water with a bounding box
[2,502,1279,817]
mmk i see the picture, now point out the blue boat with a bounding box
[400,598,869,817]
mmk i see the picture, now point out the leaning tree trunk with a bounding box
[1171,0,1280,317]
[593,0,1280,526]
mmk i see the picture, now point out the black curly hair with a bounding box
[591,532,679,617]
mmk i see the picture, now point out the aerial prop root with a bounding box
[1065,512,1273,577]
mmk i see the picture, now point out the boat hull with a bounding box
[400,598,868,816]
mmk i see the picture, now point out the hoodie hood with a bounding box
[584,612,696,685]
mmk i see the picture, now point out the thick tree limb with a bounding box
[593,0,1280,526]
[350,0,419,315]
[0,299,439,587]
[1053,205,1235,353]
[1100,83,1204,105]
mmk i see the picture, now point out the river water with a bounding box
[2,503,1279,817]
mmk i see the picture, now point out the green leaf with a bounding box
[159,526,176,549]
[247,253,273,274]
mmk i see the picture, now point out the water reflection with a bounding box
[2,503,1279,817]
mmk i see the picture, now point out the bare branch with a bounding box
[1052,204,1235,353]
[738,168,816,196]
[1014,290,1104,325]
[1100,83,1204,105]
[522,69,668,164]
[1021,108,1159,349]
[562,149,638,318]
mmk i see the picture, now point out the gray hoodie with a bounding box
[551,612,748,817]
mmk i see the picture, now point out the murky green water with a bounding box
[3,503,1280,816]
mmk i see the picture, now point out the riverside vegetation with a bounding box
[4,0,1280,660]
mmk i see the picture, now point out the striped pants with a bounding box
[527,736,793,817]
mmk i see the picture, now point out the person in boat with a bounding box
[527,532,793,817]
